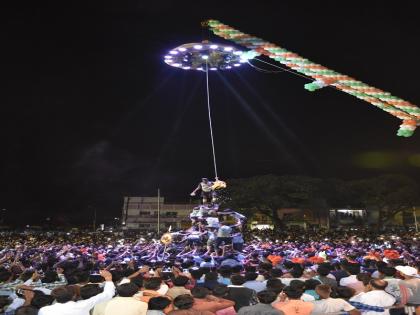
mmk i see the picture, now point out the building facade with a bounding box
[121,196,195,232]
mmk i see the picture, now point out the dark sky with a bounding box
[1,0,419,225]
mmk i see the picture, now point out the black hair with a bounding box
[356,273,371,286]
[148,296,172,310]
[317,264,331,277]
[52,286,75,303]
[380,267,396,277]
[80,284,102,300]
[257,290,278,304]
[205,272,218,281]
[15,306,39,315]
[305,279,321,290]
[212,285,229,297]
[290,267,304,278]
[336,286,355,300]
[31,291,54,308]
[173,275,189,287]
[283,286,303,299]
[230,274,245,285]
[117,283,140,297]
[344,263,360,275]
[0,271,12,282]
[191,287,210,299]
[270,269,283,278]
[289,280,305,290]
[173,294,194,310]
[130,277,143,288]
[41,271,59,284]
[244,272,258,281]
[189,269,203,280]
[144,278,162,291]
[266,278,285,295]
[219,267,232,278]
[370,279,388,290]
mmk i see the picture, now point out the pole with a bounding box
[157,188,160,235]
[414,207,418,233]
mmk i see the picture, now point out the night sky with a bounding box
[1,1,419,225]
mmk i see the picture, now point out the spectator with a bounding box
[226,275,257,312]
[350,279,396,315]
[167,276,191,300]
[168,294,214,315]
[396,266,420,310]
[39,270,115,315]
[238,290,284,315]
[147,296,173,315]
[243,272,266,293]
[311,284,360,315]
[191,287,234,313]
[94,282,147,315]
[273,286,314,315]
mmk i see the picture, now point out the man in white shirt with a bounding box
[93,282,147,315]
[311,284,360,315]
[39,270,115,315]
[351,279,395,315]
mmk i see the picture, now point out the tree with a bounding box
[349,174,420,230]
[221,174,326,229]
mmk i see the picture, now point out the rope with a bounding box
[250,57,360,94]
[205,61,219,179]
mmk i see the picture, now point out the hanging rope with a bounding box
[205,62,219,179]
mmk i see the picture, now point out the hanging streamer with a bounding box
[205,20,420,137]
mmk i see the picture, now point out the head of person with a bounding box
[148,296,173,313]
[0,271,12,283]
[173,275,189,287]
[368,279,388,291]
[189,269,203,280]
[290,267,304,278]
[31,291,54,308]
[205,272,218,281]
[266,278,285,295]
[336,286,355,300]
[317,264,331,277]
[305,279,321,291]
[15,306,39,315]
[41,270,59,283]
[191,287,210,299]
[270,268,283,278]
[357,273,372,286]
[379,266,397,278]
[144,278,162,291]
[173,294,194,310]
[212,285,229,298]
[219,267,232,278]
[51,285,77,303]
[80,284,102,300]
[230,274,245,286]
[117,283,140,297]
[282,286,303,300]
[289,280,305,291]
[244,272,258,282]
[315,284,332,299]
[343,263,360,275]
[73,270,90,284]
[257,290,278,304]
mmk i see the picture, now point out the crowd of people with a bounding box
[0,227,418,315]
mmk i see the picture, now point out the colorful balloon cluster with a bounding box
[206,20,420,137]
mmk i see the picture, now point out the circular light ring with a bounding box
[164,42,245,71]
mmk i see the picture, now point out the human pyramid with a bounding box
[160,178,246,259]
